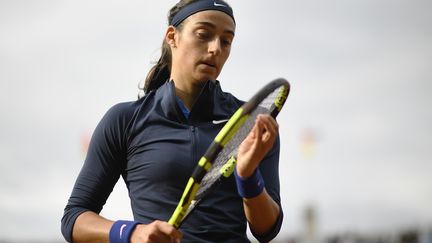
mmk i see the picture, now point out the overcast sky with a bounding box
[1,0,432,241]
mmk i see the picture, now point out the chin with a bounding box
[195,73,218,83]
[195,67,219,81]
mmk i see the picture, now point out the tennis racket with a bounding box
[168,78,290,228]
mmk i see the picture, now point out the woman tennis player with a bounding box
[61,0,283,242]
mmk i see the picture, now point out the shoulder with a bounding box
[102,101,137,124]
[221,90,244,106]
[214,81,245,113]
[97,97,152,134]
[104,89,158,119]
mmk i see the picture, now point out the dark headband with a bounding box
[170,0,235,27]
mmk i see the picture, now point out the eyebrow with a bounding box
[195,21,235,37]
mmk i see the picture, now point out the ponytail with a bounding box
[140,0,199,97]
[143,41,171,94]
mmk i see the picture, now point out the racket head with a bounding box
[190,78,289,206]
[168,78,290,228]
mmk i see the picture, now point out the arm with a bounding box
[242,190,280,236]
[61,104,126,242]
[61,103,181,242]
[73,211,182,243]
[236,114,283,239]
[72,211,113,242]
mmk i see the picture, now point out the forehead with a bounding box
[183,10,236,35]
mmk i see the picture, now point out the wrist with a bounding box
[235,164,255,178]
[109,220,140,243]
[234,168,265,198]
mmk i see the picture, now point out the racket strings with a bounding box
[195,87,282,199]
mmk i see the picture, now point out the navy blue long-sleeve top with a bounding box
[61,80,283,242]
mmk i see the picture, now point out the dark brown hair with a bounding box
[141,0,198,96]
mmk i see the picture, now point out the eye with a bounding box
[221,38,232,47]
[196,30,211,40]
[220,36,233,48]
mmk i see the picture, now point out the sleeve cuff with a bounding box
[252,208,284,243]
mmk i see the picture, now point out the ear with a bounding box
[165,26,177,48]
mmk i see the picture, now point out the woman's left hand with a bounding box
[236,114,279,178]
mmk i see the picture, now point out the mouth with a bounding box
[201,60,217,69]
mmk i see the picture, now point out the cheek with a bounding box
[220,48,231,65]
[181,41,202,60]
[183,49,200,68]
[177,46,195,64]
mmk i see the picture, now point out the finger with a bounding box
[258,114,278,133]
[250,120,259,139]
[256,116,276,142]
[260,115,279,135]
[155,221,183,240]
[252,116,269,145]
[254,117,265,145]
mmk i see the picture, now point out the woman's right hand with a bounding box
[131,220,182,243]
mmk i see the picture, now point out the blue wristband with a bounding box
[234,168,265,198]
[109,220,140,243]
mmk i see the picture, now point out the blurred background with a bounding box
[1,0,431,242]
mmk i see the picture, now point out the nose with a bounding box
[208,38,221,56]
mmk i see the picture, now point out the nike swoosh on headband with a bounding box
[214,1,227,7]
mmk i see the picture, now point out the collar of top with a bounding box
[156,80,235,124]
[170,0,235,27]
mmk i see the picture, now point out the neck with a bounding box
[171,78,205,111]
